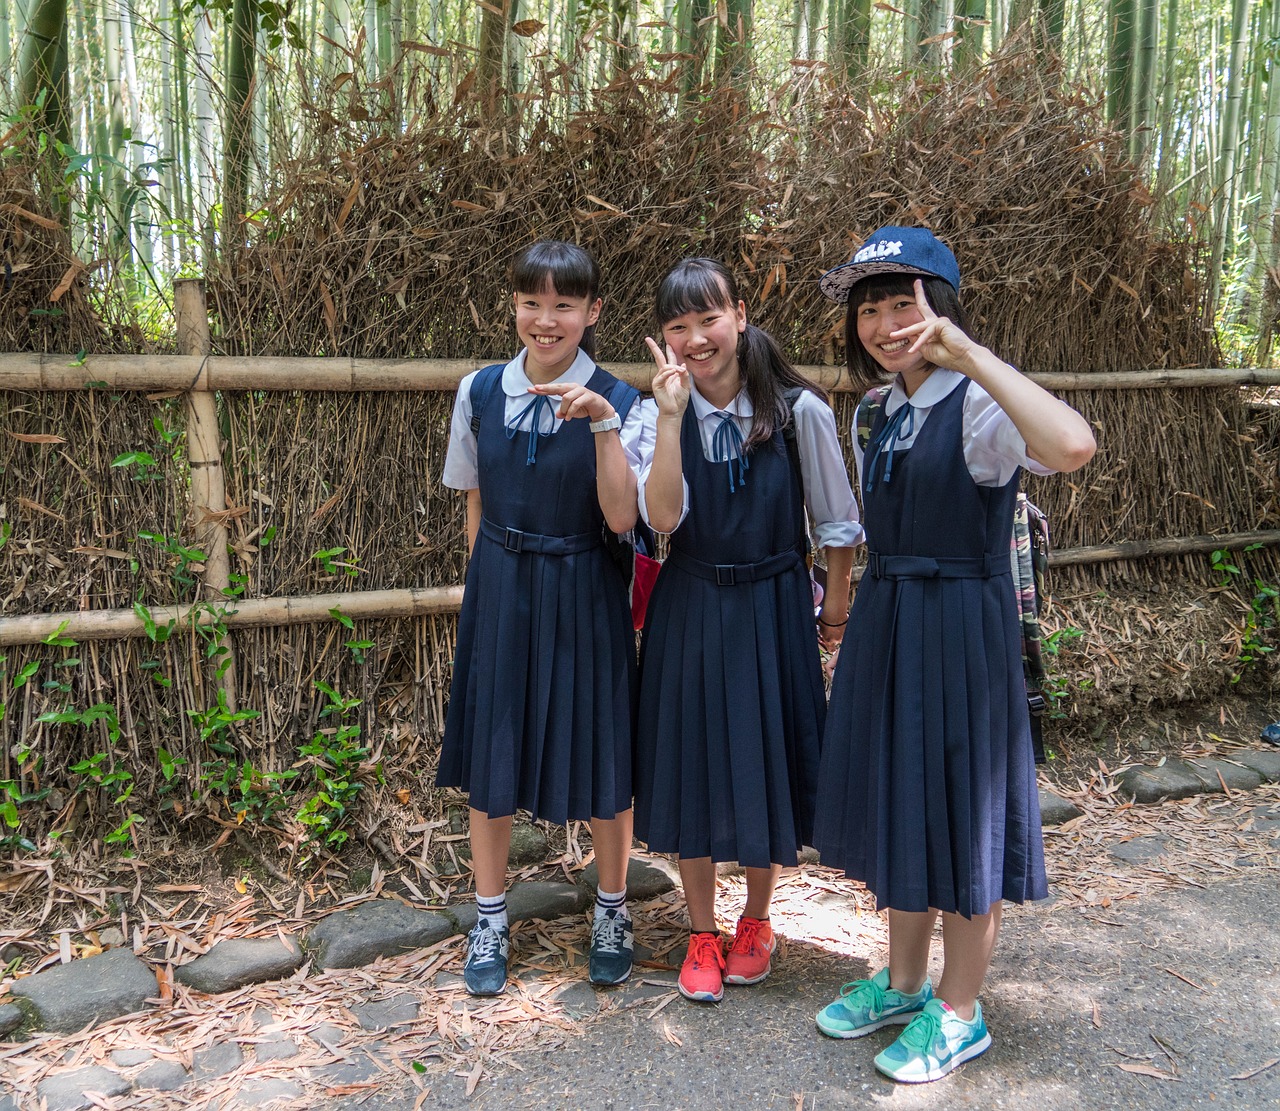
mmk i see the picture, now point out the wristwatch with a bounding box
[589,414,622,434]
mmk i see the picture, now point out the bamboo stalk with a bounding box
[2,355,1279,393]
[175,279,237,709]
[0,586,467,645]
[5,531,1277,646]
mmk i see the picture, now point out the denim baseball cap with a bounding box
[819,226,961,304]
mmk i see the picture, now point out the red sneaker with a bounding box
[724,916,776,985]
[678,931,726,1003]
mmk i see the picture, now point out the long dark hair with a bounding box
[511,240,602,359]
[843,273,970,392]
[655,258,825,452]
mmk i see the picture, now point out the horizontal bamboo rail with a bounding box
[3,530,1277,647]
[0,586,466,647]
[1,353,1278,393]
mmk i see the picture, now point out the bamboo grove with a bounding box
[0,0,1278,353]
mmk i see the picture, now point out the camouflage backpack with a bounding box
[855,386,1051,764]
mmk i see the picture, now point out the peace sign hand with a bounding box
[645,336,690,417]
[891,279,978,374]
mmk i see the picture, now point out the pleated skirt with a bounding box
[437,535,634,824]
[633,559,825,868]
[814,573,1047,917]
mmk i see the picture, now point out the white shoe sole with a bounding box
[678,981,723,1003]
[876,1032,992,1082]
[816,1011,915,1039]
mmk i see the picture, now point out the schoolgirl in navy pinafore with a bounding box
[438,364,635,825]
[633,401,825,868]
[814,375,1048,916]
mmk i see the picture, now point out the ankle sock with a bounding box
[594,886,629,921]
[476,892,509,932]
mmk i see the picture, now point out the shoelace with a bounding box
[689,932,725,971]
[468,921,505,965]
[505,393,555,466]
[711,412,749,493]
[593,913,628,955]
[864,400,915,487]
[898,1006,942,1051]
[730,918,766,956]
[839,975,886,1013]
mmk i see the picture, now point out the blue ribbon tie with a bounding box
[712,412,750,493]
[865,401,915,487]
[505,394,556,466]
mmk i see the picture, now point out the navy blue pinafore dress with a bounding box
[633,403,825,868]
[814,377,1047,917]
[437,366,635,825]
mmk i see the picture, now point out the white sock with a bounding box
[595,886,629,921]
[476,892,509,932]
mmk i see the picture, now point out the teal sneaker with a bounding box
[815,967,932,1039]
[874,998,992,1083]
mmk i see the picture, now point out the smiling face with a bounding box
[855,292,930,380]
[514,283,602,382]
[659,291,747,405]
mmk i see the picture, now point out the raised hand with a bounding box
[892,279,979,374]
[645,336,690,417]
[528,381,612,422]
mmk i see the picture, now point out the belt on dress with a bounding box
[479,517,600,555]
[667,546,801,586]
[864,552,1008,580]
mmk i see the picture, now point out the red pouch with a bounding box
[631,553,662,631]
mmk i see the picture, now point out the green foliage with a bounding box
[314,547,359,577]
[296,682,378,856]
[1213,544,1278,681]
[1041,626,1087,719]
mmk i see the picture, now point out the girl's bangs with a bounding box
[656,262,734,325]
[849,272,920,307]
[511,241,598,299]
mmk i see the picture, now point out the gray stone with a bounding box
[1109,836,1169,864]
[0,1094,18,1111]
[134,1059,190,1092]
[578,855,679,902]
[308,1023,347,1047]
[353,995,420,1031]
[9,947,156,1034]
[314,1050,378,1085]
[1038,788,1083,826]
[36,1065,132,1111]
[1231,749,1280,783]
[307,900,457,970]
[508,822,550,866]
[0,942,19,964]
[174,936,303,994]
[0,1002,23,1037]
[192,1041,244,1081]
[97,928,126,948]
[254,1038,300,1062]
[797,845,821,865]
[1247,803,1280,832]
[555,981,599,1019]
[1116,760,1207,803]
[507,880,589,922]
[1184,757,1264,793]
[109,1048,154,1067]
[237,1078,304,1106]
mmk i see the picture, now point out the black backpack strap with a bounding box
[468,363,507,437]
[781,386,805,478]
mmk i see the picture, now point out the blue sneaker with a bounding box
[588,909,634,985]
[463,917,510,996]
[816,967,932,1039]
[1261,722,1280,746]
[874,998,992,1083]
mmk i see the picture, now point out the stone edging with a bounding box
[4,749,1278,1047]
